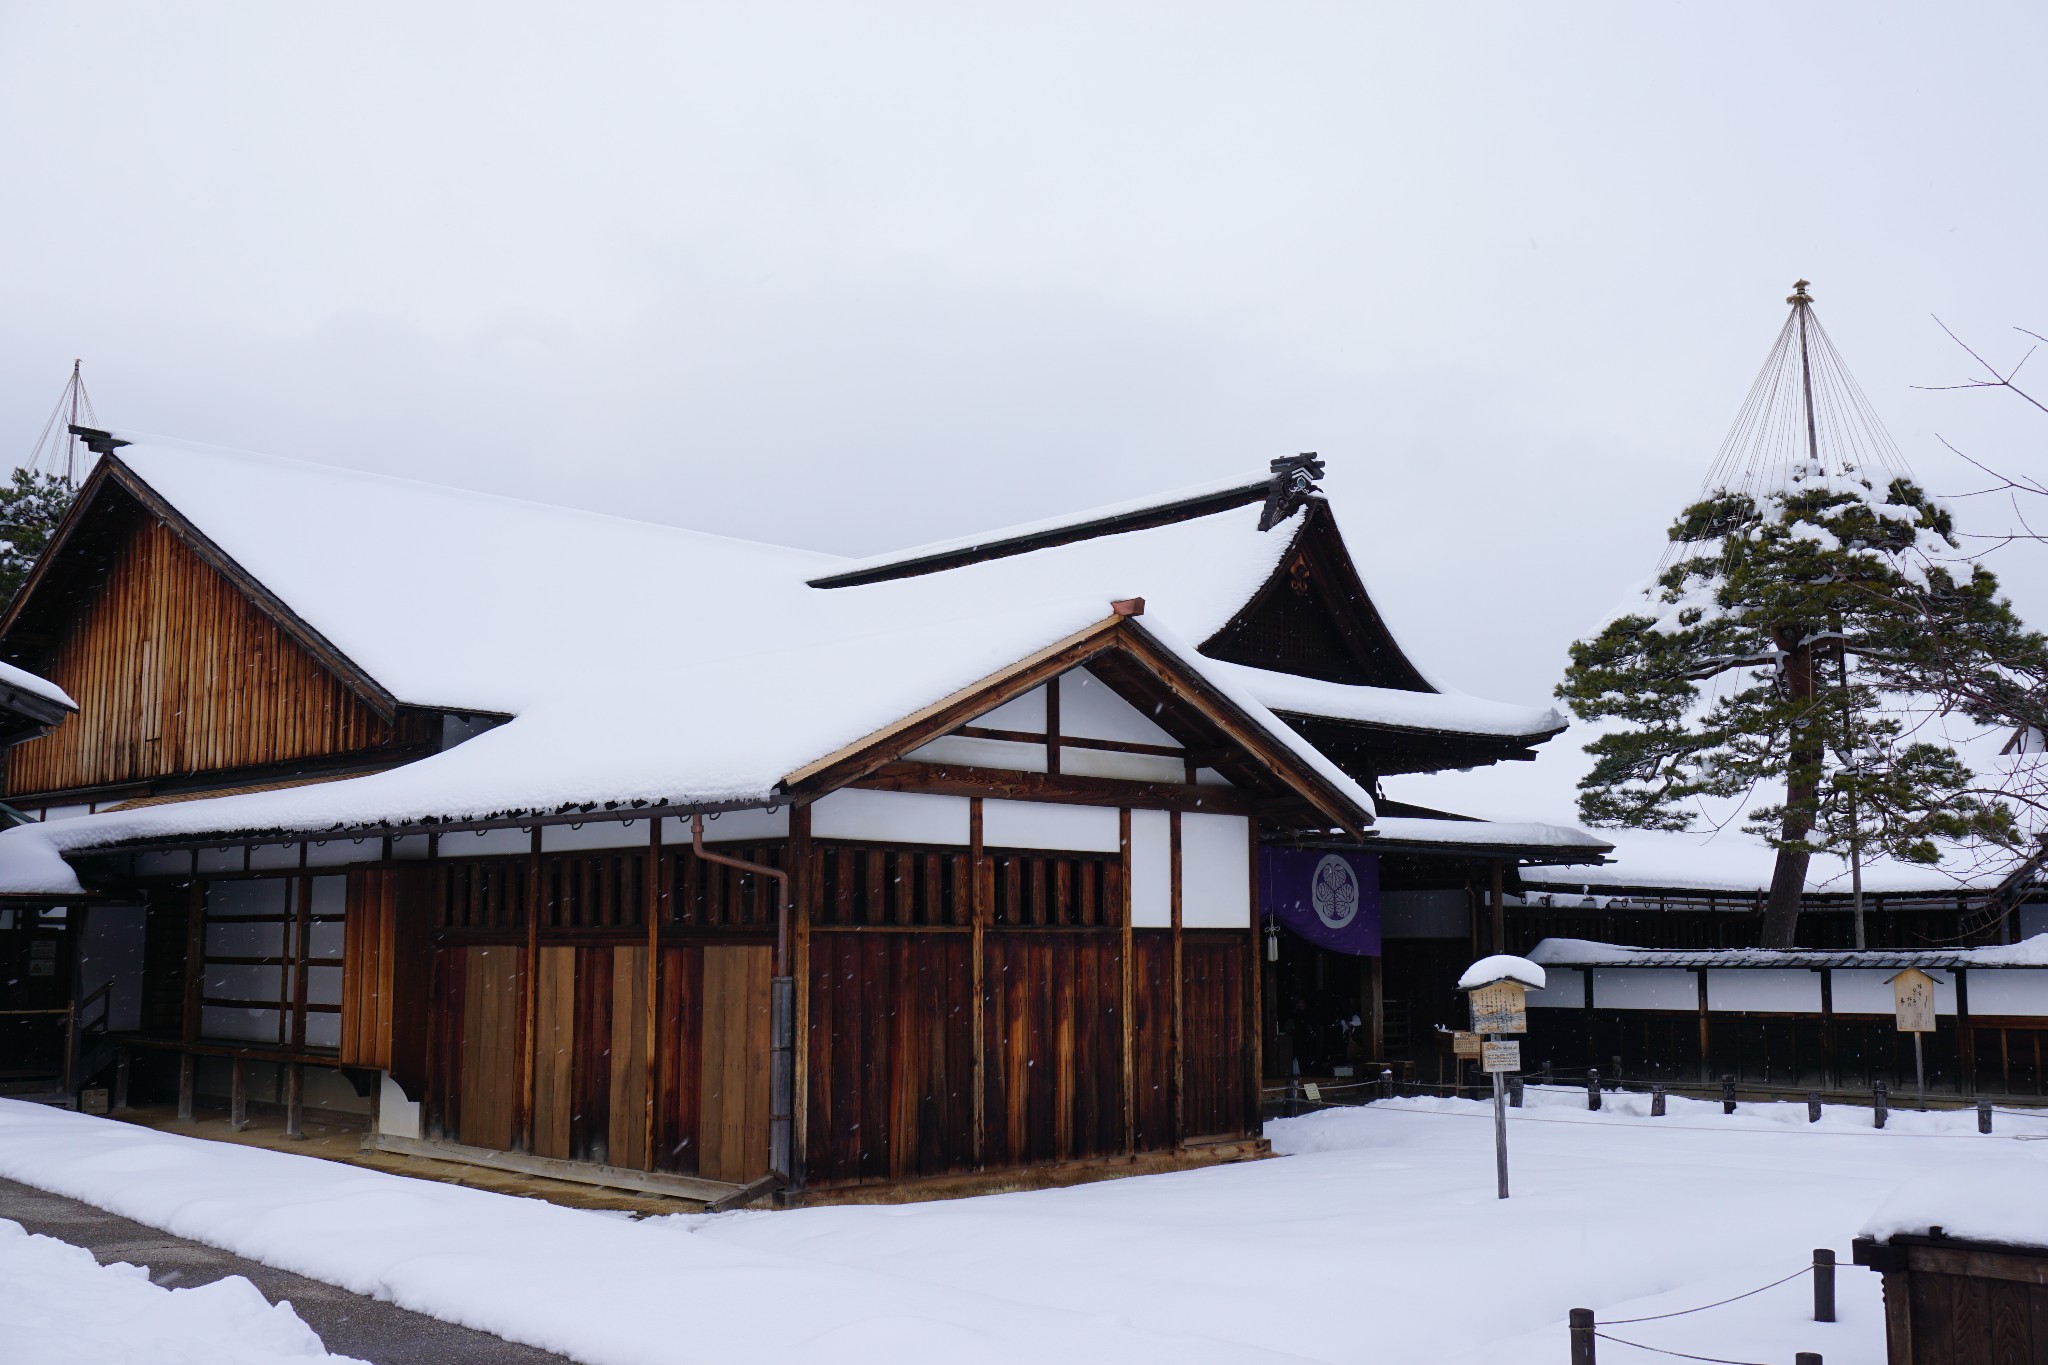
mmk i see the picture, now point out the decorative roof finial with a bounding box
[1788,279,1813,305]
[1259,452,1326,532]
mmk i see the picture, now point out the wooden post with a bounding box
[1245,816,1262,1135]
[643,816,663,1171]
[1119,807,1135,1157]
[229,1057,249,1131]
[1807,1091,1822,1123]
[786,801,812,1190]
[1367,954,1384,1065]
[1978,1097,1993,1134]
[112,1047,130,1111]
[1696,968,1711,1085]
[1812,1248,1836,1324]
[517,826,541,1152]
[182,881,205,1044]
[177,1053,195,1120]
[1489,861,1505,955]
[1873,1080,1888,1128]
[1044,673,1061,775]
[1568,1307,1596,1364]
[291,878,312,1049]
[1169,809,1184,1147]
[1651,1084,1666,1117]
[284,1063,304,1139]
[970,798,987,1168]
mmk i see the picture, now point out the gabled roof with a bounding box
[11,608,1373,852]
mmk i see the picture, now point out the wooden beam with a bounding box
[1170,810,1184,1149]
[1120,807,1134,1157]
[1045,673,1061,776]
[969,798,987,1170]
[518,826,540,1153]
[852,761,1261,817]
[1246,816,1263,1135]
[181,880,204,1044]
[643,815,661,1171]
[788,799,813,1190]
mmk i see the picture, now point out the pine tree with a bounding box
[0,468,76,606]
[1558,461,2042,947]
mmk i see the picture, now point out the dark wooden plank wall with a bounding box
[423,831,1252,1184]
[7,516,398,797]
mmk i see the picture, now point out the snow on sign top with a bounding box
[1458,955,1546,992]
[1863,1147,2048,1251]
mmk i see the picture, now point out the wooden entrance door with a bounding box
[697,944,772,1183]
[450,945,523,1152]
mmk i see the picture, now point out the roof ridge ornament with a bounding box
[66,424,130,458]
[1258,452,1325,532]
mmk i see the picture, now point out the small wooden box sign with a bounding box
[1453,1030,1484,1059]
[1469,980,1528,1036]
[1482,1041,1521,1074]
[1889,967,1941,1035]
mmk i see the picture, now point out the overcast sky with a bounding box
[3,3,2044,753]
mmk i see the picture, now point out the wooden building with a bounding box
[1520,939,2048,1099]
[0,435,1602,1200]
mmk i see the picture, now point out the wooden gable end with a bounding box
[1198,501,1432,690]
[3,486,406,799]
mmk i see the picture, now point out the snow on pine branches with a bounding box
[1556,459,2046,947]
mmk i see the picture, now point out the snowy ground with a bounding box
[0,1091,2036,1365]
[0,1216,359,1364]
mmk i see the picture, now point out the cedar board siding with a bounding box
[7,516,396,797]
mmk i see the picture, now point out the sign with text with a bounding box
[1453,1030,1483,1059]
[1482,1041,1521,1074]
[1889,967,1941,1034]
[1259,849,1381,956]
[1469,981,1528,1035]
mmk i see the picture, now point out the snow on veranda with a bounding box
[2,1096,2033,1364]
[0,1219,359,1365]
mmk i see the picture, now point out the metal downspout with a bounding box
[691,814,795,1186]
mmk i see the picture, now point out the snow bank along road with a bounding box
[1,1090,2035,1365]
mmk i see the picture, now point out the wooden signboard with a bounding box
[1889,968,1940,1034]
[1470,981,1528,1035]
[1482,1041,1521,1074]
[1453,1030,1483,1059]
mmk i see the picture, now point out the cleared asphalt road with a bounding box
[0,1176,577,1364]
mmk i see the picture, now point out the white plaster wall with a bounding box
[197,847,242,873]
[1526,967,1584,1008]
[1130,808,1171,928]
[1963,970,2048,1017]
[811,790,971,845]
[1193,767,1234,788]
[908,735,1048,771]
[1059,667,1179,745]
[543,818,660,853]
[1181,812,1250,928]
[306,838,380,867]
[1593,968,1698,1011]
[379,1073,421,1139]
[973,684,1047,731]
[1707,969,1822,1013]
[1059,748,1186,784]
[983,799,1120,853]
[664,807,791,845]
[248,843,302,870]
[441,827,531,857]
[1831,968,1957,1015]
[134,850,190,877]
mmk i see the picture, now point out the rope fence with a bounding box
[1567,1253,1834,1364]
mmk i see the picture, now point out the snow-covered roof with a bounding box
[1514,827,2013,897]
[1528,934,2048,971]
[1457,954,1546,990]
[1209,660,1565,739]
[1368,816,1609,857]
[106,435,839,716]
[0,660,74,714]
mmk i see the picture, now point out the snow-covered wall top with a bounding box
[1370,817,1609,854]
[1528,934,2048,971]
[1863,1147,2048,1250]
